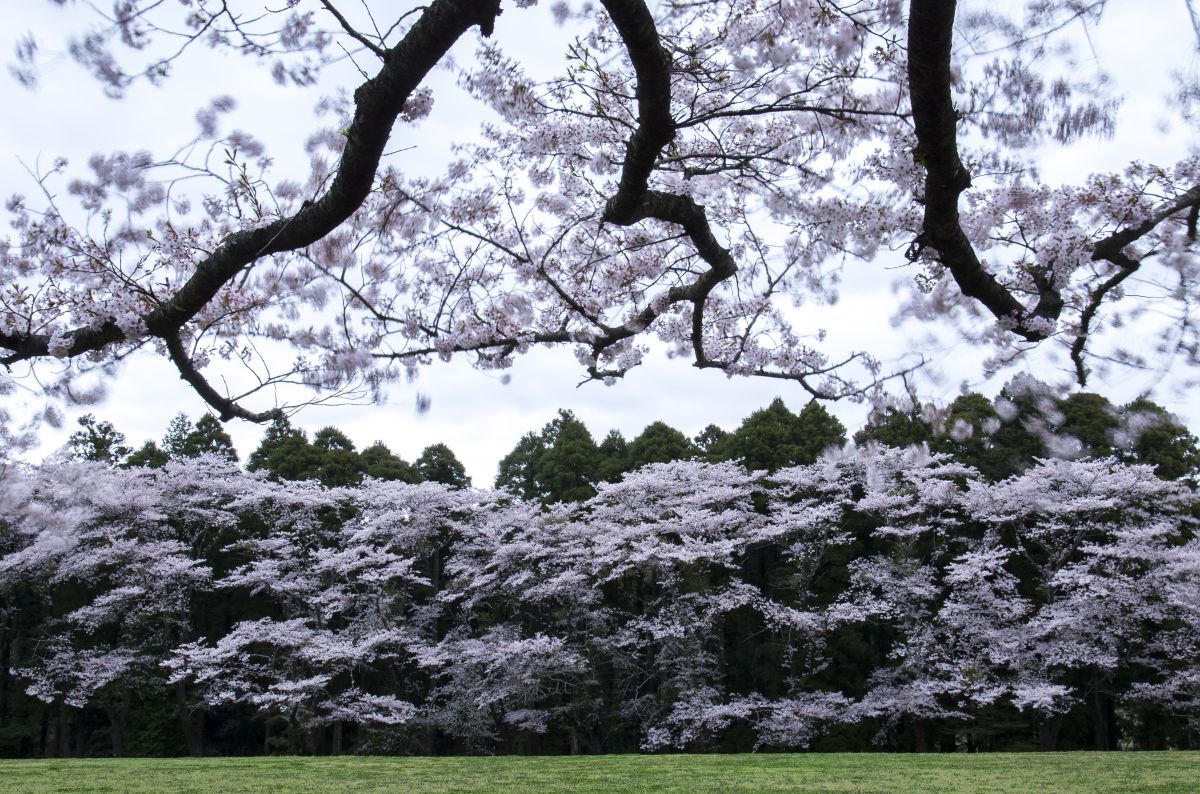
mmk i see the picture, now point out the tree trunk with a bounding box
[174,681,203,757]
[0,619,10,726]
[73,708,85,756]
[38,705,48,757]
[1038,714,1063,751]
[939,731,957,752]
[1092,690,1118,750]
[54,699,69,757]
[331,720,343,755]
[912,717,930,753]
[106,689,132,757]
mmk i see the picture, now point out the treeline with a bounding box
[66,412,471,489]
[0,381,1196,758]
[1,451,1197,758]
[496,380,1200,501]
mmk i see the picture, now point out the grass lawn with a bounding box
[0,752,1195,793]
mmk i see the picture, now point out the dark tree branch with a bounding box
[320,1,389,60]
[165,334,283,423]
[1071,184,1200,384]
[0,0,502,380]
[908,0,1061,341]
[1090,184,1200,268]
[597,0,676,225]
[1069,267,1136,387]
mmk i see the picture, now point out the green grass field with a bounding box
[0,752,1195,793]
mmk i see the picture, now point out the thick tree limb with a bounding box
[908,0,1061,340]
[597,0,676,225]
[1090,184,1200,268]
[0,0,502,373]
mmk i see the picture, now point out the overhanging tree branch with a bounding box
[908,0,1062,341]
[0,0,502,371]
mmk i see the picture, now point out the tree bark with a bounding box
[1038,714,1063,751]
[912,717,930,753]
[331,720,343,755]
[1092,690,1118,751]
[54,699,68,757]
[105,690,131,757]
[174,681,203,757]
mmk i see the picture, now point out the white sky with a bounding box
[2,1,1199,485]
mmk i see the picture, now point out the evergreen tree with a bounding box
[360,442,419,483]
[495,431,547,499]
[792,402,848,462]
[1117,399,1200,482]
[416,443,471,488]
[932,393,1012,479]
[182,414,239,462]
[312,427,366,487]
[597,429,630,483]
[66,414,131,465]
[495,410,603,502]
[854,407,933,449]
[718,398,845,472]
[694,424,731,461]
[625,421,699,470]
[161,413,194,459]
[1058,392,1120,458]
[532,411,601,502]
[123,440,170,469]
[246,417,322,481]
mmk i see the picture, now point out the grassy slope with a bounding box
[0,752,1196,793]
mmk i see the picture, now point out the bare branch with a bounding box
[164,334,283,423]
[319,0,388,60]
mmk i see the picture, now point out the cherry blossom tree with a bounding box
[165,478,466,753]
[0,458,232,755]
[1,436,1198,755]
[960,457,1199,749]
[2,1,1197,441]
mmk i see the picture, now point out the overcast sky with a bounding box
[3,1,1199,485]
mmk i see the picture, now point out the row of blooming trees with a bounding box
[1,443,1197,756]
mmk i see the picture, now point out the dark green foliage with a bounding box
[857,384,1200,484]
[625,422,699,469]
[495,411,600,502]
[596,430,629,483]
[1117,399,1200,482]
[246,417,323,481]
[182,415,239,461]
[123,441,169,469]
[416,443,471,488]
[936,393,1020,480]
[1058,393,1120,456]
[531,412,600,503]
[360,442,419,483]
[312,427,366,487]
[853,407,932,449]
[495,432,547,500]
[159,413,239,462]
[67,415,131,465]
[160,414,194,459]
[717,398,846,472]
[693,424,731,461]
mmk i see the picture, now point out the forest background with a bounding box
[3,0,1200,763]
[1,382,1198,757]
